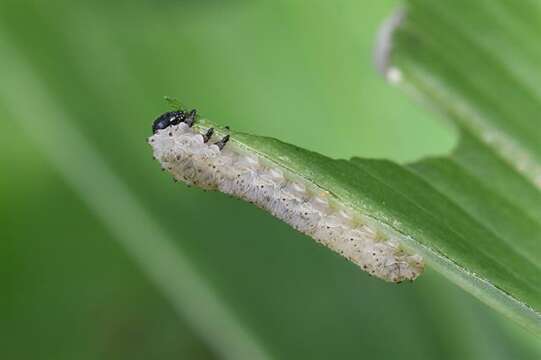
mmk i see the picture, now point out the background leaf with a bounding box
[388,0,541,332]
[1,0,540,359]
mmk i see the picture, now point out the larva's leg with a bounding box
[203,128,214,143]
[214,135,230,150]
[185,109,197,127]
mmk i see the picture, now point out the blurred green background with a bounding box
[1,0,540,359]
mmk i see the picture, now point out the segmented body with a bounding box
[148,113,424,282]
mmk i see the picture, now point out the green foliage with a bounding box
[393,0,541,332]
[1,0,540,359]
[176,0,541,334]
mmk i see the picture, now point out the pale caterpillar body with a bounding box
[148,111,424,283]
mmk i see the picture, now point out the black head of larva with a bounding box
[152,110,192,134]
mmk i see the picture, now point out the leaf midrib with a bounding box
[348,159,540,302]
[412,155,541,268]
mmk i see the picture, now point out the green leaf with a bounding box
[390,0,541,332]
[150,0,541,334]
[3,0,540,357]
